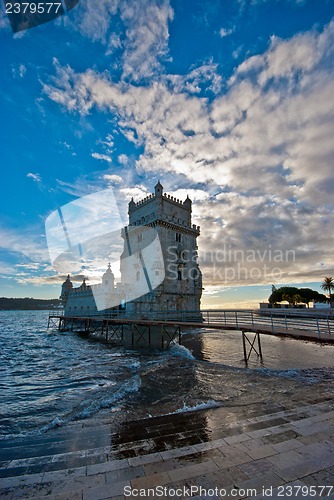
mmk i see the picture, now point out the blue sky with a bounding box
[1,0,334,308]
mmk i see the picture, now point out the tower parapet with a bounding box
[128,182,198,231]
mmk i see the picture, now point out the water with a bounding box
[1,310,334,440]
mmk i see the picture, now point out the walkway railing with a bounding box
[200,309,334,337]
[132,309,334,337]
[49,309,334,337]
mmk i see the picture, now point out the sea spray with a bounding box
[169,342,196,360]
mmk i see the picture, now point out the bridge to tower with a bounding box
[48,308,334,363]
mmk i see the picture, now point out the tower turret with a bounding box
[128,197,136,214]
[102,263,115,290]
[60,274,73,305]
[155,181,163,197]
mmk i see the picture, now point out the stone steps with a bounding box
[1,398,334,499]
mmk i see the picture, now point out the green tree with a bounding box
[292,294,302,306]
[298,288,327,307]
[268,286,326,306]
[282,293,293,306]
[269,287,299,305]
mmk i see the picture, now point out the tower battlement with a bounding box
[130,192,187,209]
[128,182,198,232]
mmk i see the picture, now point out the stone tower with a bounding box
[120,182,202,317]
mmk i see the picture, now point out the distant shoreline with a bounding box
[0,297,61,311]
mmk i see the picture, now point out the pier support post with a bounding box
[242,331,263,364]
[242,331,247,363]
[257,332,263,359]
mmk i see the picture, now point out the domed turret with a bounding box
[102,263,114,290]
[155,180,163,197]
[80,277,87,290]
[183,195,192,207]
[60,274,73,304]
[128,197,136,213]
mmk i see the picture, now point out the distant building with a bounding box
[60,182,202,318]
[259,302,307,309]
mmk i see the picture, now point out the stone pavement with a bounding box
[1,398,334,499]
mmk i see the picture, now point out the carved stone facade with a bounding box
[61,182,202,317]
[122,182,202,316]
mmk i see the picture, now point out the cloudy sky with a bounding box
[1,0,334,308]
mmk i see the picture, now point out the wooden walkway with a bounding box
[47,309,334,364]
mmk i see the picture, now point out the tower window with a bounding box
[176,233,181,242]
[178,270,182,281]
[136,271,140,281]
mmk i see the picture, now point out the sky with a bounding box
[1,0,334,308]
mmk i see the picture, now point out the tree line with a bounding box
[0,297,61,310]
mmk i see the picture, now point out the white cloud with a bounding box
[91,152,112,162]
[64,0,173,82]
[103,174,123,184]
[68,0,120,43]
[166,61,222,95]
[0,226,49,264]
[27,172,42,183]
[12,64,26,79]
[120,185,150,201]
[219,27,234,38]
[44,19,334,287]
[120,0,174,81]
[118,154,128,165]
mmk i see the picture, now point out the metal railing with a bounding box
[127,309,334,336]
[201,309,334,337]
[48,309,334,336]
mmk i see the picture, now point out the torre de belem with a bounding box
[60,182,202,318]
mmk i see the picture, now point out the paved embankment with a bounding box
[1,396,334,499]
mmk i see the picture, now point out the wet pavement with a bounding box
[1,394,334,499]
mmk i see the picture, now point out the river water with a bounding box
[1,310,334,441]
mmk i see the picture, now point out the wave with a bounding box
[168,399,221,415]
[76,375,141,419]
[0,375,142,440]
[168,343,196,360]
[255,366,334,383]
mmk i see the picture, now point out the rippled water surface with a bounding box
[1,310,334,439]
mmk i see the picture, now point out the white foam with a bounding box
[76,375,141,419]
[172,399,220,415]
[40,416,65,433]
[169,343,196,360]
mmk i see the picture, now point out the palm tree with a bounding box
[321,277,334,302]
